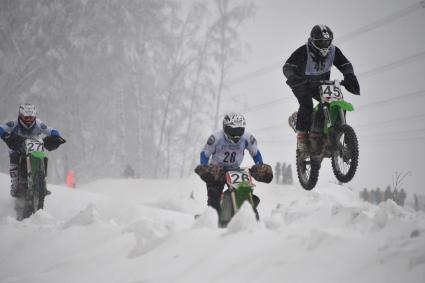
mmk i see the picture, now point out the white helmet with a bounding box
[18,103,37,129]
[223,112,246,143]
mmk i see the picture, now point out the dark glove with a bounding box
[3,133,25,151]
[250,164,273,183]
[194,164,225,184]
[286,75,308,89]
[341,73,360,95]
[43,135,66,151]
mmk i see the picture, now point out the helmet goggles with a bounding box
[20,115,36,124]
[311,38,332,49]
[225,126,244,138]
[224,126,245,143]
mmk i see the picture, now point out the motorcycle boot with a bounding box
[297,131,309,152]
[309,131,324,155]
[288,112,298,132]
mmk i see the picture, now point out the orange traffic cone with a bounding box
[66,170,76,188]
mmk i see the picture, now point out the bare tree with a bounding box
[208,0,255,129]
[392,171,411,192]
[0,0,255,182]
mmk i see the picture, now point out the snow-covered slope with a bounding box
[0,174,424,283]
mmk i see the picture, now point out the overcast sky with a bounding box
[221,0,425,196]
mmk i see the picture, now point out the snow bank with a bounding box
[226,203,264,234]
[192,207,218,229]
[0,174,424,283]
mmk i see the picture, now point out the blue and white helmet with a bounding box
[223,112,246,143]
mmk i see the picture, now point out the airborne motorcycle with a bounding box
[288,80,359,190]
[13,135,65,220]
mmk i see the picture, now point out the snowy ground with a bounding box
[1,173,425,283]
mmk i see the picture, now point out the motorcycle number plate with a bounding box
[226,169,252,187]
[320,84,343,103]
[25,139,44,153]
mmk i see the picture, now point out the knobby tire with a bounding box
[296,150,320,190]
[331,124,359,183]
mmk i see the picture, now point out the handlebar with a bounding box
[318,79,342,85]
[4,134,65,152]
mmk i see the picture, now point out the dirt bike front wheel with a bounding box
[23,170,46,219]
[331,124,359,183]
[296,150,321,190]
[35,170,46,210]
[219,190,235,227]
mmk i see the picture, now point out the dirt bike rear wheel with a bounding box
[331,124,359,183]
[296,150,320,190]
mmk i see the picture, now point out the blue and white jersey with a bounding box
[0,119,59,139]
[200,129,263,169]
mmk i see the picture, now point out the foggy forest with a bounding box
[0,0,255,183]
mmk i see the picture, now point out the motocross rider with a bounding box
[0,104,65,197]
[196,112,271,214]
[283,24,360,152]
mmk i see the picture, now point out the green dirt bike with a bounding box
[12,135,65,220]
[288,80,359,190]
[195,164,272,227]
[219,168,259,227]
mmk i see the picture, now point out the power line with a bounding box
[226,1,425,86]
[252,122,288,133]
[252,112,425,134]
[227,63,281,85]
[236,51,425,115]
[357,50,425,78]
[262,136,425,145]
[241,96,292,113]
[360,136,425,143]
[356,89,425,111]
[254,112,425,144]
[334,2,424,44]
[250,90,425,133]
[261,129,425,144]
[360,127,425,137]
[259,126,425,141]
[352,113,425,129]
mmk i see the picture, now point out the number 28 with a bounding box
[224,152,236,163]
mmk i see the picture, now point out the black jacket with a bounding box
[283,44,360,95]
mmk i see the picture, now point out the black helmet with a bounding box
[308,25,333,57]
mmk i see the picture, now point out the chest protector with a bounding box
[305,44,335,76]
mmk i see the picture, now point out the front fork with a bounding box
[230,187,255,213]
[230,190,238,214]
[323,106,346,150]
[25,155,47,200]
[323,106,346,129]
[26,155,33,199]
